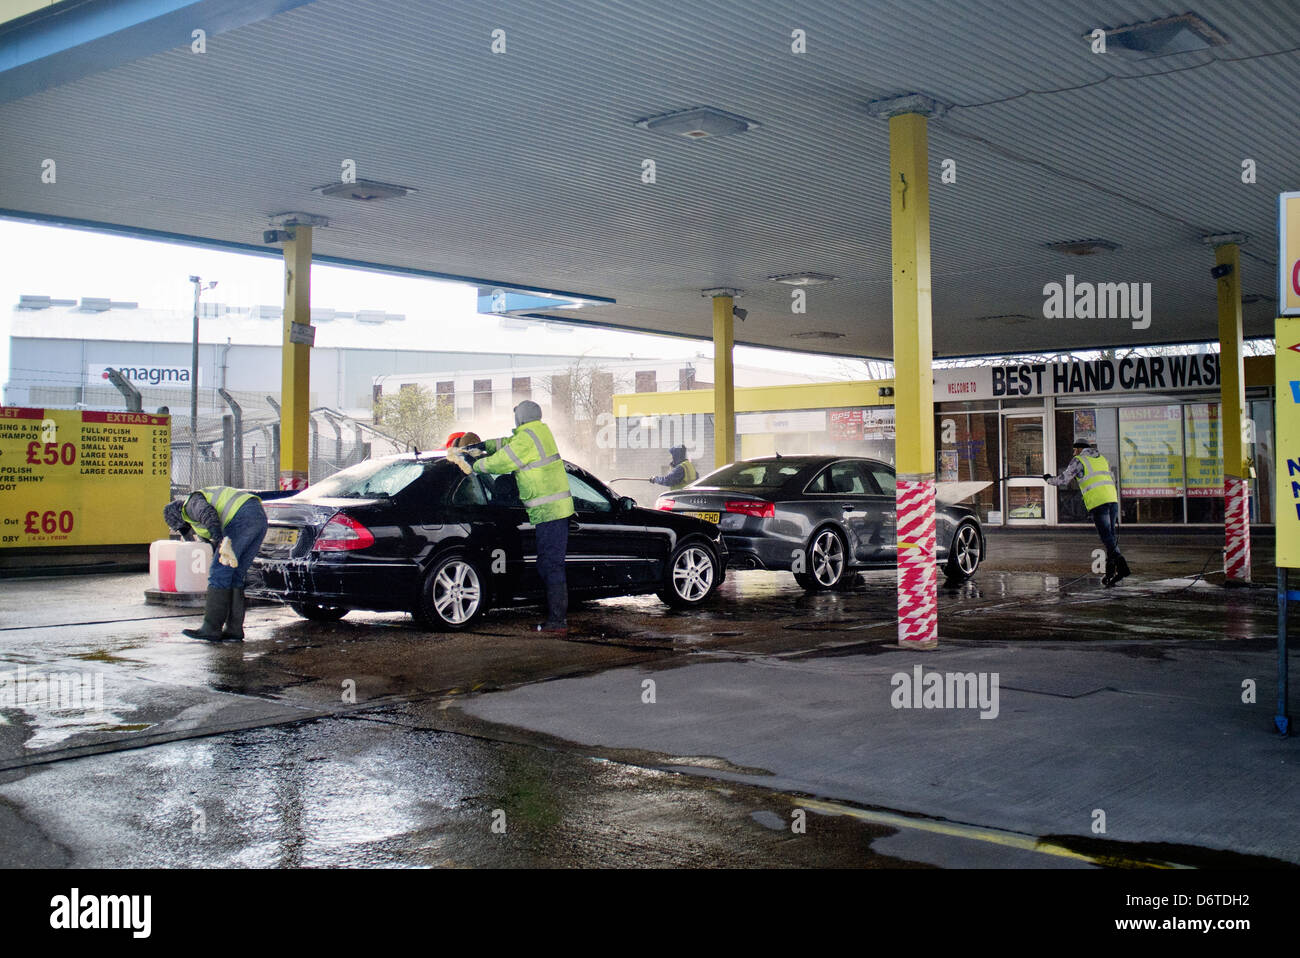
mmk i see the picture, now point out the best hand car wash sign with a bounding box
[935,355,1221,401]
[0,407,170,548]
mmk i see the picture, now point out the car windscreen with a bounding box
[309,458,432,498]
[701,460,810,489]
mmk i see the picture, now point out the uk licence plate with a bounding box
[690,511,720,524]
[266,526,299,547]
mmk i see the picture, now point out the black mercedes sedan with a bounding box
[653,456,982,591]
[247,453,727,629]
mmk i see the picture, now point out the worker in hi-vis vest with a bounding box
[446,400,575,634]
[650,445,698,490]
[163,486,268,640]
[1044,438,1131,586]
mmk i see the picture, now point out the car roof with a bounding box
[737,455,891,468]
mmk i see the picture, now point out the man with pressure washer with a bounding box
[446,401,574,634]
[1043,438,1131,586]
[649,445,697,490]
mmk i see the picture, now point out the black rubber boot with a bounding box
[183,588,233,641]
[1113,554,1131,584]
[221,589,247,642]
[1102,557,1116,587]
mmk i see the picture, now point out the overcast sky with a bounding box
[0,218,874,393]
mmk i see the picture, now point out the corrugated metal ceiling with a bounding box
[1,0,1297,358]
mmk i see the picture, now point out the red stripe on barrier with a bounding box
[896,478,938,646]
[1224,477,1251,582]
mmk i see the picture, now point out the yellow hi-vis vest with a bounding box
[473,420,575,524]
[184,486,259,540]
[1074,453,1118,511]
[670,460,698,491]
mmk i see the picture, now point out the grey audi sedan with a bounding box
[653,455,983,591]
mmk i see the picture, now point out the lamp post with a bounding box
[188,276,218,491]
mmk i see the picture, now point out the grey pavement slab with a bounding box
[462,639,1298,863]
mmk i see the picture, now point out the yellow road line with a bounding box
[797,797,1189,869]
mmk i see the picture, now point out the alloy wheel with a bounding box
[432,559,482,625]
[811,530,845,586]
[953,524,980,576]
[672,545,715,602]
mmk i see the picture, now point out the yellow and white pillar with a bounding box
[888,109,938,648]
[280,226,313,490]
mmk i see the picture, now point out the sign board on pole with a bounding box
[0,407,171,548]
[1275,316,1300,566]
[1281,192,1300,317]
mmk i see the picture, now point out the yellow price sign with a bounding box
[1276,318,1300,567]
[0,406,171,548]
[1282,192,1300,317]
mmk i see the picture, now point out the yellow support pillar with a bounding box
[889,110,938,648]
[712,292,736,469]
[279,226,313,490]
[1215,242,1251,582]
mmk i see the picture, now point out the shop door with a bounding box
[1003,414,1047,525]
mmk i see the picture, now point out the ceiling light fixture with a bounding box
[1045,239,1120,256]
[315,179,413,202]
[769,272,837,286]
[1086,13,1228,59]
[975,314,1036,326]
[635,107,759,139]
[790,330,845,340]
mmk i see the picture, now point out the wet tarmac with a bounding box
[0,530,1294,867]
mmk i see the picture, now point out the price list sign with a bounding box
[0,407,170,548]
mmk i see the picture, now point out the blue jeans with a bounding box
[1090,501,1121,560]
[534,518,569,626]
[207,501,268,590]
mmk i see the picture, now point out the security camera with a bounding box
[263,229,293,244]
[1210,263,1233,279]
[733,306,748,321]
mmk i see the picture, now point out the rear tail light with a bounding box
[654,497,674,511]
[725,499,775,519]
[314,513,375,551]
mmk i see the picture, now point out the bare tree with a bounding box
[541,353,631,473]
[373,384,454,452]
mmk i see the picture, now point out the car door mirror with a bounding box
[619,496,637,512]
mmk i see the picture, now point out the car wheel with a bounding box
[415,551,487,630]
[794,527,848,592]
[944,522,982,581]
[658,540,719,609]
[289,601,349,622]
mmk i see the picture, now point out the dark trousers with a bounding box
[1090,501,1121,560]
[207,502,269,590]
[535,518,569,626]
